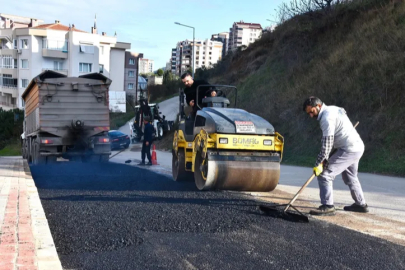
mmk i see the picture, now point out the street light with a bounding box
[174,22,195,78]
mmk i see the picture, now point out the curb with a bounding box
[0,157,63,270]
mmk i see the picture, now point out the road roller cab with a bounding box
[172,85,284,191]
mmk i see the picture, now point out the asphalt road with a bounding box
[30,162,405,270]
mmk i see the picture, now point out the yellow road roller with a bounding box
[172,85,284,191]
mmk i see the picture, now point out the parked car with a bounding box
[108,130,130,150]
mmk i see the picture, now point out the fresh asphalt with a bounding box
[30,162,405,270]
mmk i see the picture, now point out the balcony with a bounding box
[42,39,68,59]
[0,48,17,58]
[0,101,17,110]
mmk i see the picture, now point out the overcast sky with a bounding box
[2,0,286,70]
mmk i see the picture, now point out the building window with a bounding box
[20,39,28,49]
[79,45,95,54]
[128,83,134,89]
[129,58,135,65]
[21,59,29,69]
[99,64,104,73]
[79,62,92,72]
[13,40,17,49]
[54,61,63,70]
[100,46,104,55]
[21,98,25,107]
[128,70,134,77]
[21,79,29,88]
[1,56,15,69]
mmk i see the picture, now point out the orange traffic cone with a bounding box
[151,144,158,165]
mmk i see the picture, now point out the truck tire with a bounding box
[47,156,57,163]
[100,154,109,163]
[22,140,27,159]
[82,155,100,163]
[157,123,164,140]
[27,139,33,163]
[32,143,46,165]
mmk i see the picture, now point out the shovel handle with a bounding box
[284,174,316,212]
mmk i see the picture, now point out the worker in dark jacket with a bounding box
[181,72,214,117]
[138,116,154,166]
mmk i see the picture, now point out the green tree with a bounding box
[157,68,164,76]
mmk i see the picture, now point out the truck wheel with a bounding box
[22,140,27,159]
[100,155,109,163]
[33,143,46,165]
[47,156,57,163]
[27,139,33,163]
[157,123,164,140]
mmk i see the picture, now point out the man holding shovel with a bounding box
[303,96,368,216]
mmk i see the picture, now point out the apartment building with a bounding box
[0,13,130,110]
[173,39,223,76]
[211,32,229,59]
[124,51,144,102]
[139,58,153,74]
[228,21,262,52]
[170,48,176,74]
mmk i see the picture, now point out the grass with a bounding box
[0,141,21,156]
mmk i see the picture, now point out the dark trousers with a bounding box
[141,142,151,162]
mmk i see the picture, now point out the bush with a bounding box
[0,108,24,151]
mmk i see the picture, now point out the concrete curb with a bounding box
[0,157,63,270]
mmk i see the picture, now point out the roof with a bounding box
[33,23,87,33]
[234,21,262,29]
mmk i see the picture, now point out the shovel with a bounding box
[259,121,359,223]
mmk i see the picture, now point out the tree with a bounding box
[277,0,343,22]
[157,69,164,76]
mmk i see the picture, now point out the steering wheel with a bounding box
[206,89,224,97]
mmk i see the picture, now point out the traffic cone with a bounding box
[151,144,158,165]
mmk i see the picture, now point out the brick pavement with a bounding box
[0,157,62,270]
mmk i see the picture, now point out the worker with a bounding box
[181,72,214,116]
[138,116,154,166]
[303,96,368,216]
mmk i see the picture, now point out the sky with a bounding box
[2,0,287,70]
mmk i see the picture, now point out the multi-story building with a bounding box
[170,48,177,74]
[228,21,262,52]
[211,32,229,59]
[139,58,153,74]
[124,51,144,103]
[173,39,223,76]
[0,13,130,110]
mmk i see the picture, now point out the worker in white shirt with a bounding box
[303,96,368,216]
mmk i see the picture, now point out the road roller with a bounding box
[172,85,284,191]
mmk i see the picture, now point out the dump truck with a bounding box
[172,85,284,191]
[21,70,111,164]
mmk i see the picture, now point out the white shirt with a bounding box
[317,104,364,152]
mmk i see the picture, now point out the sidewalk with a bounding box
[0,157,62,270]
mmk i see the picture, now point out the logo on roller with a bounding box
[233,138,259,145]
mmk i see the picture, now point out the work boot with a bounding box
[309,205,336,216]
[344,203,369,213]
[146,162,152,166]
[138,162,145,166]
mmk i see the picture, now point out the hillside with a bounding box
[196,0,405,176]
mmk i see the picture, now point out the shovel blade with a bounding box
[259,205,309,223]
